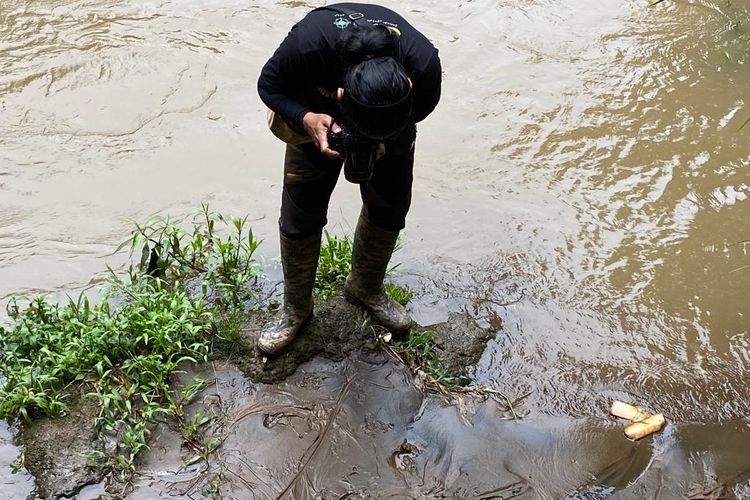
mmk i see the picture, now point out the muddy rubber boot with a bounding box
[344,213,413,333]
[258,231,321,355]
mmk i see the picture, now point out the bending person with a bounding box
[257,2,442,355]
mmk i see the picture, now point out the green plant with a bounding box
[201,466,229,499]
[211,307,246,345]
[115,203,262,306]
[315,230,353,298]
[0,280,214,479]
[315,231,411,302]
[391,329,453,387]
[385,283,414,306]
[178,377,207,408]
[206,215,261,305]
[0,204,263,482]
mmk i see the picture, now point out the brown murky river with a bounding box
[2,0,750,497]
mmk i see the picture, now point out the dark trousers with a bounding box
[279,125,417,239]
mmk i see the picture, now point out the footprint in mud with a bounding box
[388,440,420,473]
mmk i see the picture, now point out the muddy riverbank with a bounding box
[16,294,508,498]
[14,291,750,499]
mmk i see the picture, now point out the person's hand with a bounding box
[302,112,341,159]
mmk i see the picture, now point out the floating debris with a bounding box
[624,413,666,440]
[610,400,666,441]
[610,401,649,421]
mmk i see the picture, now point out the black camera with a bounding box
[327,125,378,184]
[327,126,356,152]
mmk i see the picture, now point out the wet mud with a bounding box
[232,296,494,386]
[16,294,501,498]
[231,296,375,384]
[20,394,104,498]
[129,350,750,499]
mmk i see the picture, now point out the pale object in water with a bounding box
[624,413,666,440]
[610,400,667,440]
[610,400,650,421]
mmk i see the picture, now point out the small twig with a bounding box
[212,361,222,405]
[383,342,526,420]
[275,378,354,499]
[471,296,523,308]
[223,464,256,492]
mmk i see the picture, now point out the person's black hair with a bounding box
[337,24,398,69]
[336,25,413,139]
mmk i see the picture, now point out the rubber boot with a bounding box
[258,231,321,355]
[344,212,413,333]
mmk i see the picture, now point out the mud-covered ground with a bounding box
[16,295,503,499]
[20,394,104,498]
[14,294,750,499]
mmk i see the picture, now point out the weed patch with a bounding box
[1,281,212,478]
[0,205,262,482]
[315,231,353,298]
[315,230,413,303]
[389,329,453,387]
[116,203,261,307]
[385,283,414,306]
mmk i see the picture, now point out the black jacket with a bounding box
[258,3,442,131]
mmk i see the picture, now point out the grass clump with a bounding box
[117,203,261,307]
[315,231,353,298]
[0,205,262,481]
[390,329,453,387]
[315,230,414,303]
[385,283,414,306]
